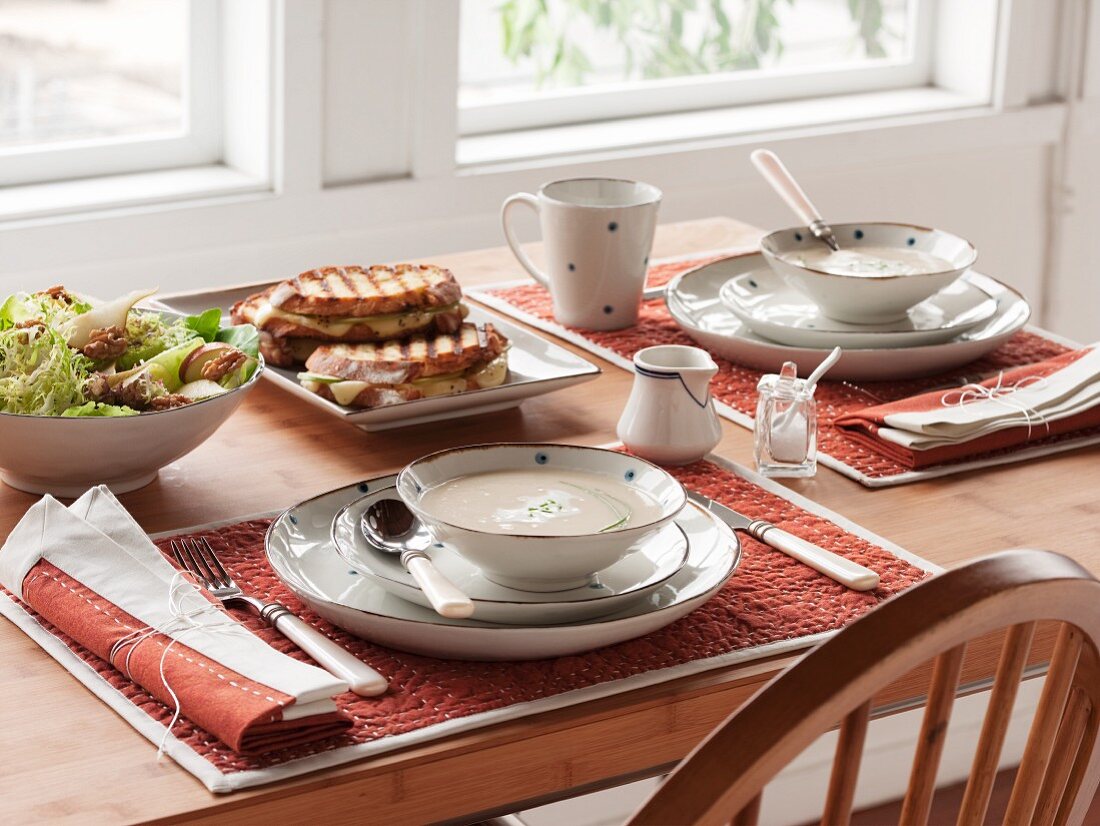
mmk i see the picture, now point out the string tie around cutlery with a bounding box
[940,372,1051,437]
[107,570,257,759]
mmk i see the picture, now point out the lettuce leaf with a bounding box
[184,308,223,342]
[61,402,139,417]
[0,324,92,415]
[118,311,196,371]
[215,323,260,360]
[0,291,91,332]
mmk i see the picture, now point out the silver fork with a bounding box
[171,536,387,697]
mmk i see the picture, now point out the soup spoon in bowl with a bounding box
[361,496,476,619]
[751,148,840,252]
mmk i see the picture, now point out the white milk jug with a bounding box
[617,345,722,465]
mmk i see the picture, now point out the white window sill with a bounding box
[0,165,269,226]
[457,87,993,168]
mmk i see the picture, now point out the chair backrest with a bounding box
[628,550,1100,826]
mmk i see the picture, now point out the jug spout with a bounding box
[679,362,717,403]
[635,345,717,406]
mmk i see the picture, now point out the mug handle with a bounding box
[501,193,550,289]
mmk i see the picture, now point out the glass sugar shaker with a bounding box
[754,360,818,478]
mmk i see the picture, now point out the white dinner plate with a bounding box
[154,285,600,431]
[664,253,1030,381]
[265,477,740,661]
[719,267,998,349]
[332,486,690,625]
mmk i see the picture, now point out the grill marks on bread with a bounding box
[230,283,468,343]
[305,323,506,385]
[268,264,462,317]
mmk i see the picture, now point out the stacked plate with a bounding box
[265,474,741,661]
[664,253,1032,381]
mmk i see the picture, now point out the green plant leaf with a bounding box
[184,308,222,342]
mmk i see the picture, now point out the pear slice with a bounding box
[66,288,158,349]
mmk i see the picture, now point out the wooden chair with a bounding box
[628,550,1100,826]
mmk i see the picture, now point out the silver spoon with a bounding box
[751,148,840,251]
[361,496,475,619]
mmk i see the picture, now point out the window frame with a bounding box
[457,0,935,136]
[0,0,222,188]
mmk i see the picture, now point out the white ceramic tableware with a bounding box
[154,290,600,431]
[266,478,740,661]
[760,222,978,323]
[0,310,263,497]
[396,443,687,592]
[719,266,999,349]
[617,345,722,465]
[664,254,1030,381]
[333,488,690,625]
[501,177,662,330]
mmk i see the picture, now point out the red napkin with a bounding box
[23,559,351,753]
[834,350,1100,469]
[0,492,354,756]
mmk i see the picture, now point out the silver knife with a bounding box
[689,493,880,591]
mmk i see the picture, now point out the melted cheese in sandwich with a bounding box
[253,302,462,338]
[299,353,508,406]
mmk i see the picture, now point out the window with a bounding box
[0,0,220,186]
[458,0,932,134]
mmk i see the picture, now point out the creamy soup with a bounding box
[419,469,665,536]
[784,246,953,277]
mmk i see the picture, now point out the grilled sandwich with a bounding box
[298,323,509,409]
[230,265,468,366]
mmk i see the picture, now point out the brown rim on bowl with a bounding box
[396,442,688,540]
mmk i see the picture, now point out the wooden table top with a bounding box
[1,217,1095,824]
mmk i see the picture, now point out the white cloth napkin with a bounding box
[877,345,1100,449]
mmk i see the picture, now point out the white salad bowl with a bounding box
[396,443,687,592]
[760,222,978,323]
[0,313,263,497]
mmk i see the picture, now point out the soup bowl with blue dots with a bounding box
[396,443,686,592]
[760,222,977,324]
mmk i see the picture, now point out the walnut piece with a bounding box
[84,373,113,402]
[149,394,191,411]
[200,348,248,383]
[81,326,128,361]
[34,285,76,305]
[115,371,165,408]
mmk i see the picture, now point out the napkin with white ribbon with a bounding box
[0,487,352,754]
[835,347,1100,468]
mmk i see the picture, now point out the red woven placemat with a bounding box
[479,255,1093,483]
[0,458,931,785]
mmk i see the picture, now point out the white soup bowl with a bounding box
[760,222,978,323]
[396,443,687,592]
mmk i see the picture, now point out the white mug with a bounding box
[501,177,662,330]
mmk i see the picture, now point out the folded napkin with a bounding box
[835,348,1100,469]
[0,487,352,754]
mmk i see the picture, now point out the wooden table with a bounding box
[1,218,1095,824]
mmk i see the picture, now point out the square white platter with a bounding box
[154,284,600,431]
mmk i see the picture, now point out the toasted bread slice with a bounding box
[231,285,468,343]
[268,264,462,317]
[304,323,507,385]
[305,351,509,409]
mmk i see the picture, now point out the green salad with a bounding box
[0,286,260,417]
